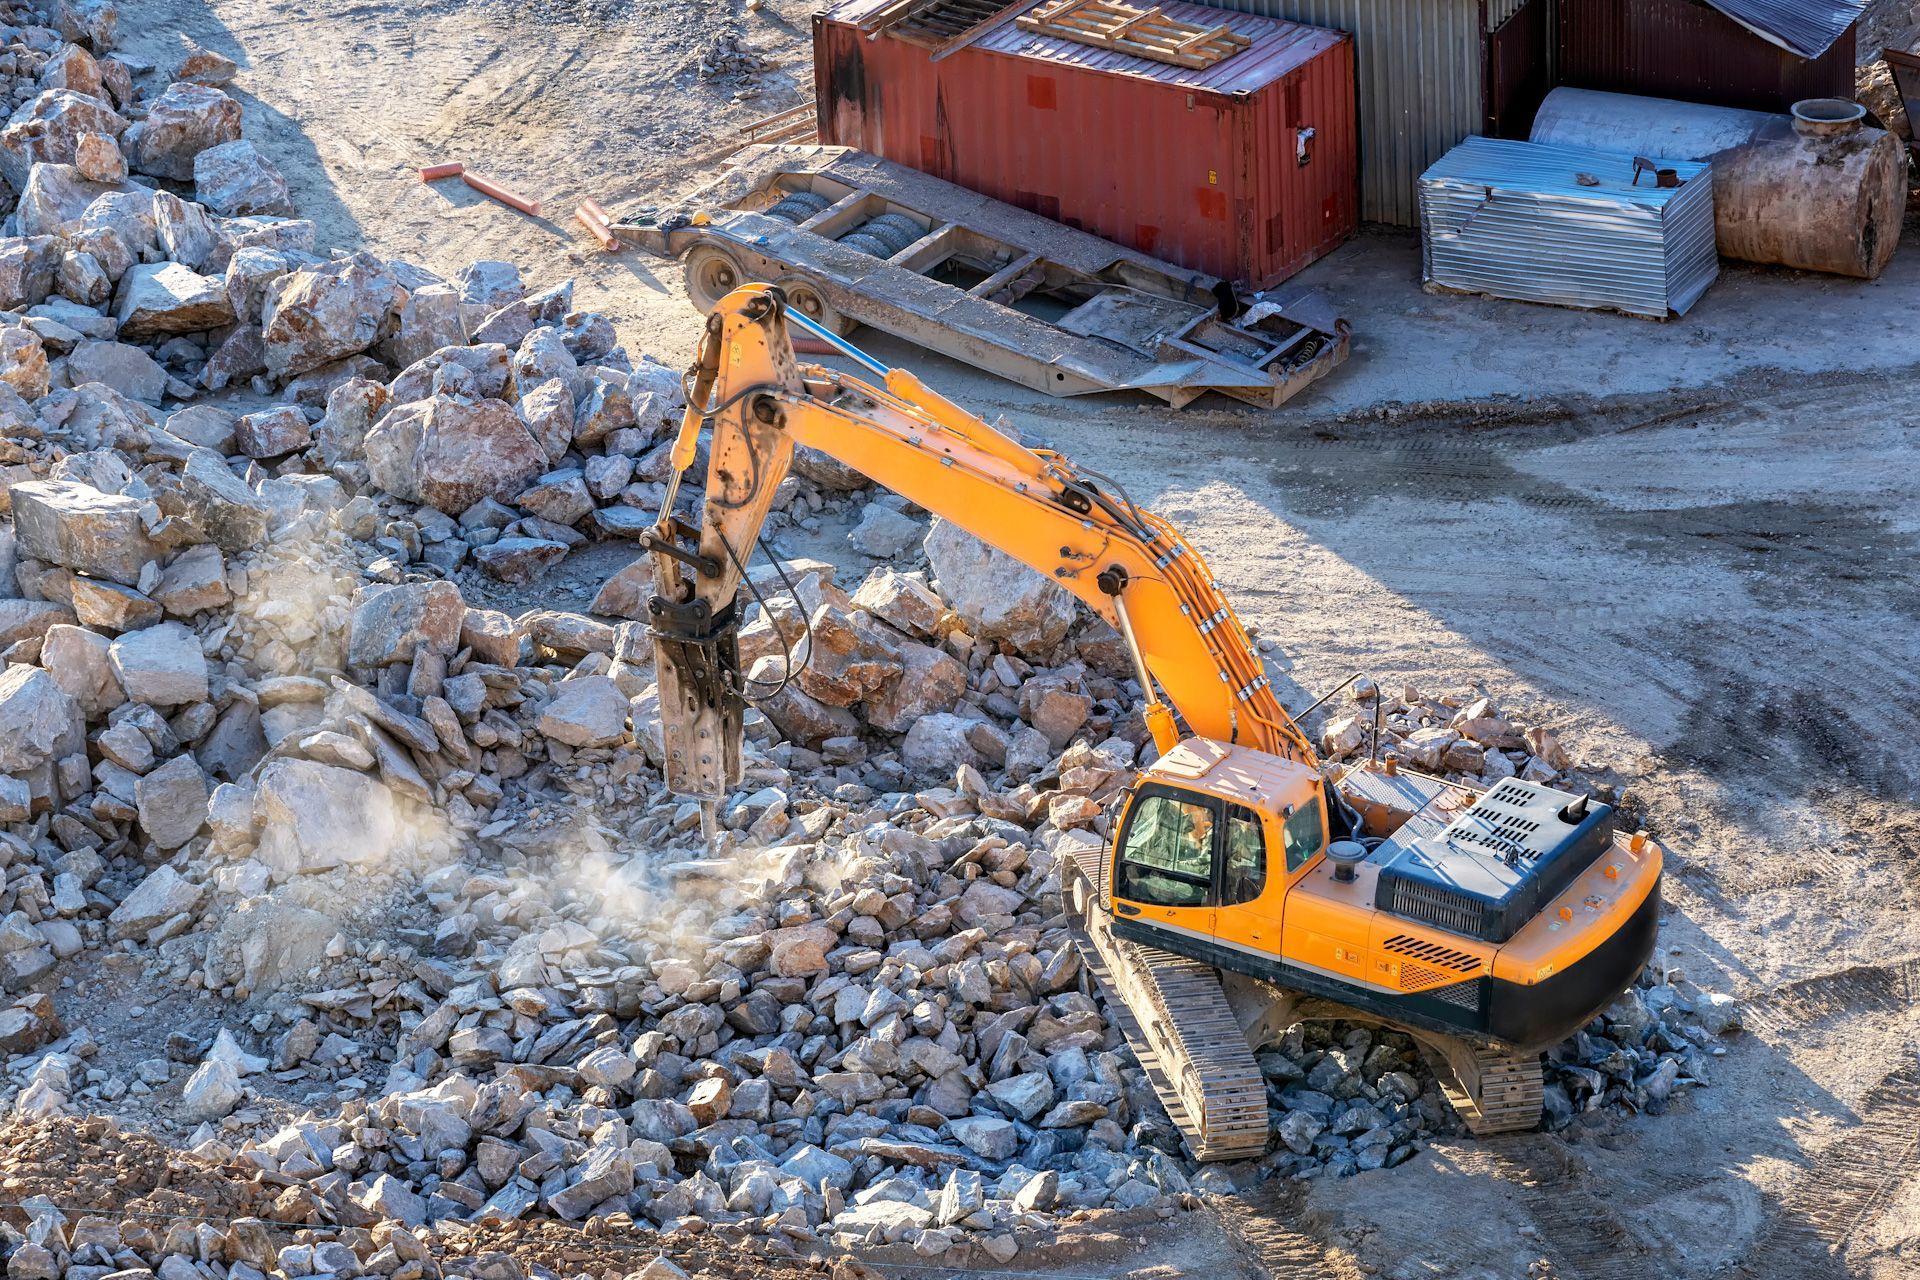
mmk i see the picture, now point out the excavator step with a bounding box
[1064,845,1269,1162]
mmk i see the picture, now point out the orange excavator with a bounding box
[646,285,1663,1158]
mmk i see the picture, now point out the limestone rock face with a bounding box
[192,138,292,216]
[347,581,465,668]
[107,622,209,707]
[135,753,209,850]
[115,261,234,339]
[15,163,140,239]
[8,478,162,586]
[311,377,389,468]
[39,623,122,718]
[924,517,1078,655]
[252,759,399,879]
[261,252,401,379]
[108,865,205,941]
[363,393,546,514]
[0,89,127,189]
[747,654,859,747]
[233,405,311,458]
[792,603,901,708]
[66,339,163,403]
[154,449,271,551]
[851,567,944,639]
[0,326,48,400]
[589,558,654,621]
[124,82,242,180]
[536,676,630,748]
[0,666,84,776]
[0,235,63,310]
[865,641,967,735]
[73,131,127,184]
[66,188,159,281]
[394,283,466,371]
[473,536,567,584]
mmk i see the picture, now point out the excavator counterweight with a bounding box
[647,285,1664,1157]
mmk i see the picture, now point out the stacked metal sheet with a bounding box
[1418,136,1719,319]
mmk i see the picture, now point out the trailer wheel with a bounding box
[773,273,854,336]
[683,245,750,313]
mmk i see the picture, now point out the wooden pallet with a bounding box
[1017,0,1250,69]
[862,0,1019,50]
[691,102,818,167]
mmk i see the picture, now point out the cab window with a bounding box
[1117,793,1215,908]
[1222,807,1266,905]
[1281,799,1324,874]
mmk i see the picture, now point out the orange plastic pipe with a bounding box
[419,161,464,181]
[580,197,613,224]
[574,204,618,252]
[461,171,541,217]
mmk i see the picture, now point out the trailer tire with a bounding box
[683,244,751,313]
[773,274,854,337]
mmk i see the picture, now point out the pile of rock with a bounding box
[0,1171,707,1280]
[1317,682,1588,797]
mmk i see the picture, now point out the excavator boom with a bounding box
[646,283,1313,800]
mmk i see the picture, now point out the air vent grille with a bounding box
[1379,879,1484,938]
[1399,961,1458,991]
[1383,934,1482,973]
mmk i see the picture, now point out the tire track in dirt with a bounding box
[1208,1183,1360,1280]
[1451,1137,1654,1280]
[1740,958,1920,1035]
[1735,1066,1920,1279]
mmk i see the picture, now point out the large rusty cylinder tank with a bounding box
[1531,88,1909,279]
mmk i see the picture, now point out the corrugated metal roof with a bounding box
[1419,136,1719,318]
[819,0,1344,93]
[1699,0,1864,59]
[1201,0,1490,226]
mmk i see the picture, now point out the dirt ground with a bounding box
[110,3,1920,1277]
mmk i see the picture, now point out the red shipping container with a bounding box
[813,0,1357,290]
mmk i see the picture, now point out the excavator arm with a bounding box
[645,284,1317,799]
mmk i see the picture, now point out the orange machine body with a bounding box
[1104,739,1663,1052]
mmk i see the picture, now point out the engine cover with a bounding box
[1371,778,1614,944]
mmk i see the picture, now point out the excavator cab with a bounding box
[1105,741,1328,967]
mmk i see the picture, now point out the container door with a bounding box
[1111,784,1221,948]
[1484,0,1551,139]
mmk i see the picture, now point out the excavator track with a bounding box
[1426,1043,1546,1135]
[1064,846,1269,1161]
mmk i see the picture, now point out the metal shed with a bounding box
[813,0,1359,289]
[1195,0,1543,226]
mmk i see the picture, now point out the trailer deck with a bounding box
[619,145,1349,408]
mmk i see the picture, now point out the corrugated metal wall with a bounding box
[1200,0,1492,225]
[1557,0,1856,114]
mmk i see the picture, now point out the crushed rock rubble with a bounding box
[0,1,1740,1272]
